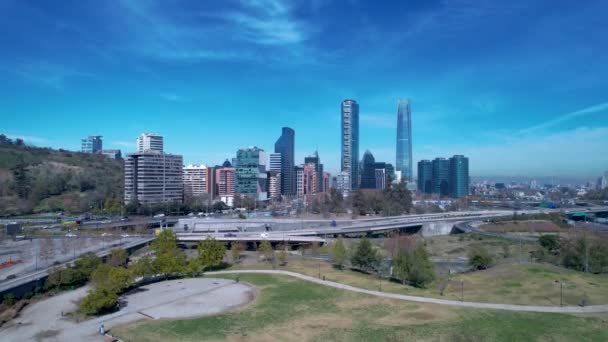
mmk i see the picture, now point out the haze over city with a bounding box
[2,0,607,179]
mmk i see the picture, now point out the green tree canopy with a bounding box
[197,238,226,269]
[331,238,348,269]
[351,238,379,271]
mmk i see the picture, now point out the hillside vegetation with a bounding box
[0,135,123,216]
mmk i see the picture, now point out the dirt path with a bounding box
[208,269,608,313]
[0,278,254,342]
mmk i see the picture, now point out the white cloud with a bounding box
[5,134,48,145]
[519,102,608,134]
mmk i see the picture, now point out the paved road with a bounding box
[207,270,608,314]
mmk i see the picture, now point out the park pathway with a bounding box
[207,269,608,314]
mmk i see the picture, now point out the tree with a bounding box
[39,236,55,266]
[197,238,226,269]
[384,234,416,258]
[539,235,560,254]
[351,238,379,272]
[468,245,493,270]
[108,248,128,267]
[329,188,345,214]
[331,238,347,269]
[132,255,155,278]
[231,242,245,264]
[351,189,367,216]
[151,229,186,276]
[259,240,274,263]
[381,180,412,216]
[393,245,435,288]
[79,288,119,315]
[277,244,288,266]
[91,264,133,294]
[11,156,30,199]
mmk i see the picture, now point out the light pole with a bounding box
[555,280,564,307]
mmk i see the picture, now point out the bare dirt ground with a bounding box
[0,278,254,342]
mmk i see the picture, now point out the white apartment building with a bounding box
[336,171,351,197]
[136,133,164,153]
[183,164,208,197]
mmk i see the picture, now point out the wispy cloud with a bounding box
[160,93,185,102]
[5,133,49,145]
[111,141,134,148]
[360,114,395,129]
[10,62,95,89]
[519,102,608,134]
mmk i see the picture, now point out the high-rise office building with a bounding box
[183,164,207,197]
[417,160,433,193]
[374,169,386,190]
[304,151,324,193]
[124,152,183,205]
[360,150,376,189]
[275,127,295,195]
[303,163,318,202]
[235,147,268,200]
[81,136,103,153]
[136,133,163,153]
[341,99,359,190]
[432,158,449,197]
[449,155,469,198]
[269,153,282,172]
[396,99,413,181]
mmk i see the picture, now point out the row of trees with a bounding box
[77,230,227,315]
[351,181,413,217]
[533,234,608,273]
[330,237,435,288]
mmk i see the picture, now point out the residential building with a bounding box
[216,167,235,197]
[304,151,325,193]
[295,166,304,199]
[432,158,449,197]
[341,99,359,190]
[396,99,413,181]
[303,162,318,202]
[124,152,183,205]
[360,150,377,189]
[183,164,207,197]
[269,153,282,172]
[417,160,433,193]
[323,172,330,193]
[206,166,216,196]
[101,149,122,160]
[136,133,163,153]
[235,147,268,201]
[449,155,469,198]
[275,127,295,196]
[81,135,102,153]
[336,171,351,197]
[267,170,281,200]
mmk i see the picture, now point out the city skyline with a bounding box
[2,0,608,178]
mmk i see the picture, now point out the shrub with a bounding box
[351,238,379,272]
[79,288,118,315]
[468,245,493,270]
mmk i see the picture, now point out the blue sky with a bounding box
[1,0,607,179]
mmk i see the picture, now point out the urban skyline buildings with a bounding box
[136,133,164,153]
[396,99,413,182]
[275,127,295,196]
[235,146,268,200]
[341,99,360,191]
[81,135,103,154]
[183,164,208,197]
[304,151,324,193]
[449,155,470,198]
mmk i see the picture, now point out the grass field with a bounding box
[112,273,608,342]
[480,220,563,234]
[234,255,608,306]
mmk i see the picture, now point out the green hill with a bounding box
[0,135,123,216]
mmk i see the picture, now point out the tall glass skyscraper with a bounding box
[417,160,433,193]
[396,99,413,181]
[449,155,469,198]
[274,127,295,195]
[432,158,449,197]
[360,150,376,189]
[341,99,359,190]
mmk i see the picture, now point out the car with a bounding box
[224,233,237,237]
[6,274,16,280]
[121,233,130,238]
[120,217,129,222]
[101,232,110,237]
[260,232,269,238]
[65,233,77,238]
[153,213,165,218]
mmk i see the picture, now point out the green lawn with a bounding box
[112,274,608,342]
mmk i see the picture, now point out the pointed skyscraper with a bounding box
[396,99,413,181]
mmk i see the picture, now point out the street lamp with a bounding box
[555,280,565,307]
